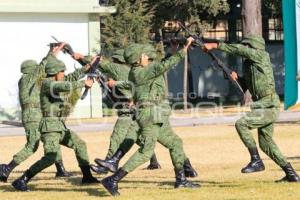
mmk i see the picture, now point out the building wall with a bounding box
[0,13,102,120]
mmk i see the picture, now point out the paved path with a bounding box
[0,111,299,136]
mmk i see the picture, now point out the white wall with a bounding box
[0,13,100,120]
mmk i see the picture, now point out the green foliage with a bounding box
[101,0,153,54]
[101,0,229,53]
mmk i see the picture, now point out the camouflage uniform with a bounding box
[218,37,287,167]
[12,55,99,191]
[101,44,199,196]
[0,54,70,182]
[217,35,300,182]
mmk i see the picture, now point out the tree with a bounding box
[242,0,262,36]
[101,0,153,54]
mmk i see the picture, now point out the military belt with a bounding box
[21,103,40,109]
[42,111,63,117]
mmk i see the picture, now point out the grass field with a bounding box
[0,123,300,200]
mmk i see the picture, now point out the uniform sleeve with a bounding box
[141,50,185,81]
[218,42,261,61]
[99,60,128,81]
[64,66,89,81]
[50,80,85,93]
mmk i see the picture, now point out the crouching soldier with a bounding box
[204,35,300,182]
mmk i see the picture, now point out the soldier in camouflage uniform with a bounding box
[12,44,99,192]
[101,38,200,196]
[0,48,72,183]
[204,35,300,182]
[90,49,162,174]
[92,49,198,177]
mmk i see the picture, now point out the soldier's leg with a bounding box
[92,116,134,174]
[258,123,300,182]
[60,129,99,184]
[0,123,40,182]
[157,122,199,188]
[94,120,140,173]
[54,147,73,177]
[12,132,61,191]
[106,115,133,158]
[101,124,160,196]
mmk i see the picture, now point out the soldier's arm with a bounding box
[99,60,128,81]
[50,80,85,93]
[142,50,185,81]
[218,42,261,61]
[64,65,90,82]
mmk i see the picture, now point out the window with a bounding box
[203,20,229,40]
[266,18,283,41]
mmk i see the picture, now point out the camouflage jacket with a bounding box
[128,50,185,126]
[18,55,50,124]
[39,64,88,133]
[218,43,280,108]
[100,60,132,100]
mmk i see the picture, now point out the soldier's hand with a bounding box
[52,42,67,56]
[183,37,195,53]
[72,52,84,60]
[107,78,116,88]
[85,78,94,88]
[90,56,101,66]
[230,71,238,81]
[203,43,218,51]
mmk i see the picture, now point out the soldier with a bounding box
[204,35,300,182]
[11,44,99,192]
[92,49,198,177]
[101,38,199,196]
[0,46,73,183]
[90,49,162,174]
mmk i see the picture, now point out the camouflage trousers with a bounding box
[28,129,89,175]
[122,121,185,173]
[106,114,136,158]
[235,107,288,167]
[13,122,62,165]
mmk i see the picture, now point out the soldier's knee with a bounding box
[45,152,58,164]
[76,140,87,150]
[235,119,247,132]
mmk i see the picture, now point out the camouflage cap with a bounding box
[20,59,38,74]
[124,43,157,65]
[241,34,265,50]
[112,49,125,63]
[45,56,66,75]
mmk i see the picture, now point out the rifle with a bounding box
[80,57,115,104]
[178,22,245,95]
[49,37,115,103]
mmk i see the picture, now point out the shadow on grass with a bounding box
[116,179,240,189]
[0,183,109,197]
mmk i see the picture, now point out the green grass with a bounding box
[0,124,300,200]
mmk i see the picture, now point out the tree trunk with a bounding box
[241,0,262,36]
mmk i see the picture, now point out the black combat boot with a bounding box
[95,149,125,173]
[146,154,161,170]
[184,159,198,178]
[241,148,265,173]
[174,169,200,188]
[90,164,109,174]
[80,165,100,184]
[276,163,300,182]
[55,161,73,177]
[12,170,34,192]
[0,160,18,182]
[101,168,128,196]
